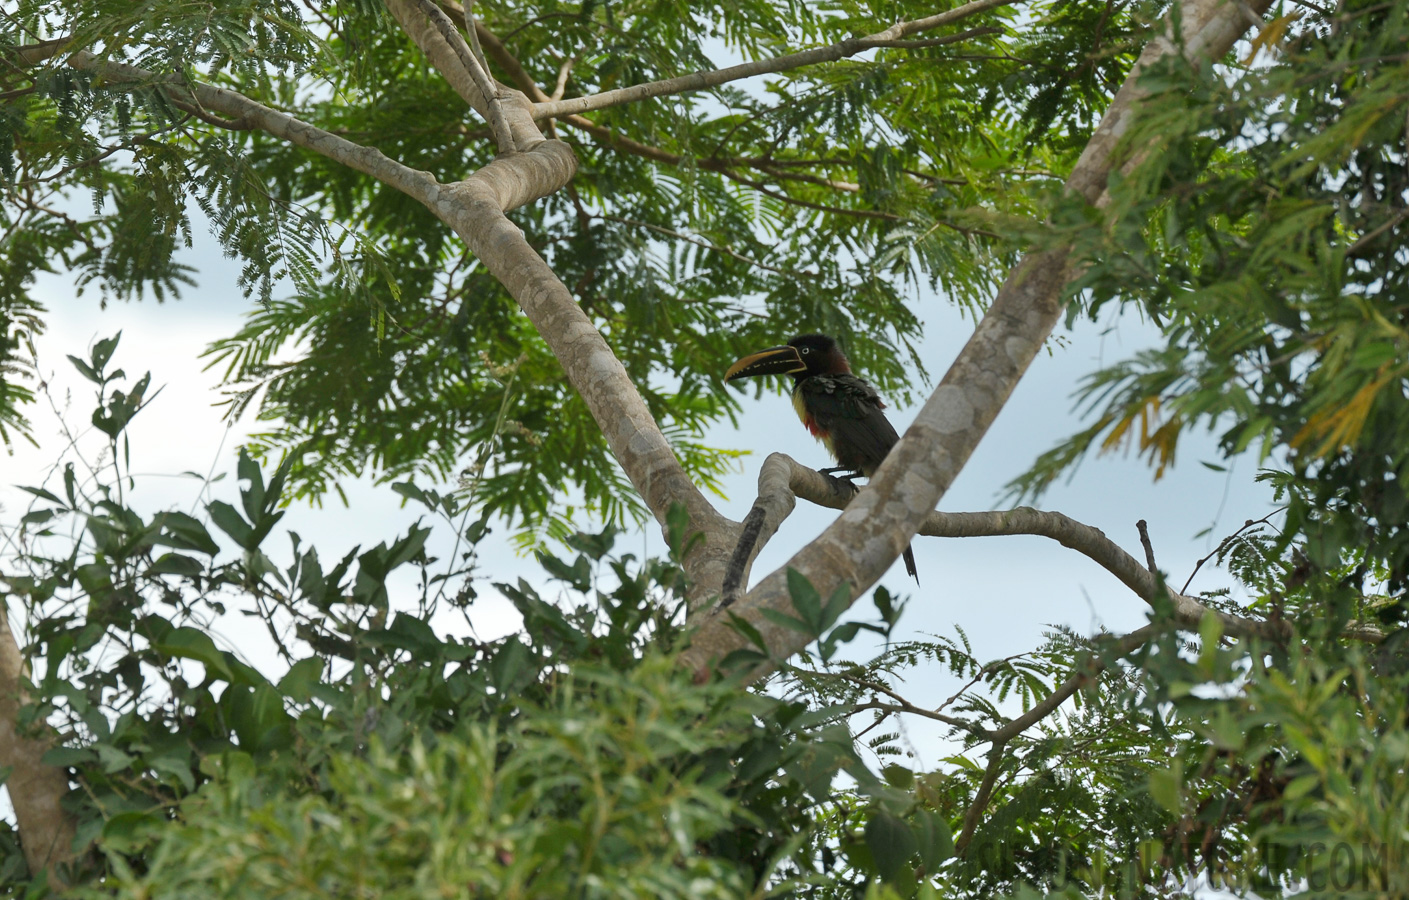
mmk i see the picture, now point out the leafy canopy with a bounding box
[1,0,1153,540]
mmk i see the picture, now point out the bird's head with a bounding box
[724,333,852,383]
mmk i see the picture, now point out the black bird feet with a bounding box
[819,466,862,497]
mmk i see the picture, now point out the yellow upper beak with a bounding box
[724,345,807,381]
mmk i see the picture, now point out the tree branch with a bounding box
[383,0,543,151]
[65,52,441,206]
[435,173,741,603]
[956,740,1008,852]
[956,622,1159,851]
[0,609,76,881]
[413,0,516,153]
[531,0,1019,119]
[836,670,982,732]
[48,29,739,604]
[850,700,978,732]
[1137,518,1158,574]
[679,0,1281,680]
[597,214,818,279]
[712,454,1384,644]
[380,0,742,600]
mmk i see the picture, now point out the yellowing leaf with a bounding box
[1242,13,1300,64]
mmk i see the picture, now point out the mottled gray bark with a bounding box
[0,611,75,883]
[380,1,743,602]
[718,455,1384,644]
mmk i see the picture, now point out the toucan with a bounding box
[725,333,918,582]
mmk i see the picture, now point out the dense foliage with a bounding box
[1028,0,1409,608]
[2,0,1409,896]
[0,0,1157,538]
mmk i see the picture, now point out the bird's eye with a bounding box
[800,347,810,354]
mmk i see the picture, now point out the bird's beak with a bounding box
[725,345,807,381]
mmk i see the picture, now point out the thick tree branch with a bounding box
[65,52,441,206]
[446,18,965,214]
[531,0,1018,119]
[680,0,1279,679]
[383,0,543,151]
[53,33,740,601]
[0,610,76,881]
[956,741,1008,852]
[432,171,740,600]
[713,454,1384,644]
[376,8,743,600]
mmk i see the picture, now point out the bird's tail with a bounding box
[903,544,918,583]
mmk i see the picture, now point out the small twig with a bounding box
[550,54,575,101]
[531,0,1020,119]
[849,700,978,732]
[1346,206,1409,257]
[935,652,1028,713]
[164,95,251,130]
[954,622,1160,852]
[835,673,983,732]
[1180,510,1282,594]
[414,0,516,154]
[1137,519,1158,575]
[725,169,902,221]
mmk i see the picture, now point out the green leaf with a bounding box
[91,332,121,373]
[1148,761,1183,814]
[913,809,954,871]
[390,480,430,507]
[277,657,325,703]
[101,809,164,854]
[865,809,918,883]
[155,511,221,555]
[67,355,100,384]
[818,580,852,633]
[207,500,254,550]
[155,627,235,684]
[380,613,443,654]
[537,551,592,591]
[16,485,63,505]
[237,449,267,523]
[144,553,205,578]
[881,763,914,789]
[723,612,768,651]
[41,747,97,768]
[94,743,135,773]
[223,683,293,752]
[786,567,823,633]
[759,608,814,635]
[20,508,57,527]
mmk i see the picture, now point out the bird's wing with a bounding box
[799,374,900,473]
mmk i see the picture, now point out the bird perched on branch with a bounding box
[725,333,918,582]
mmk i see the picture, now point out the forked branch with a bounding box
[954,622,1160,851]
[414,0,516,153]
